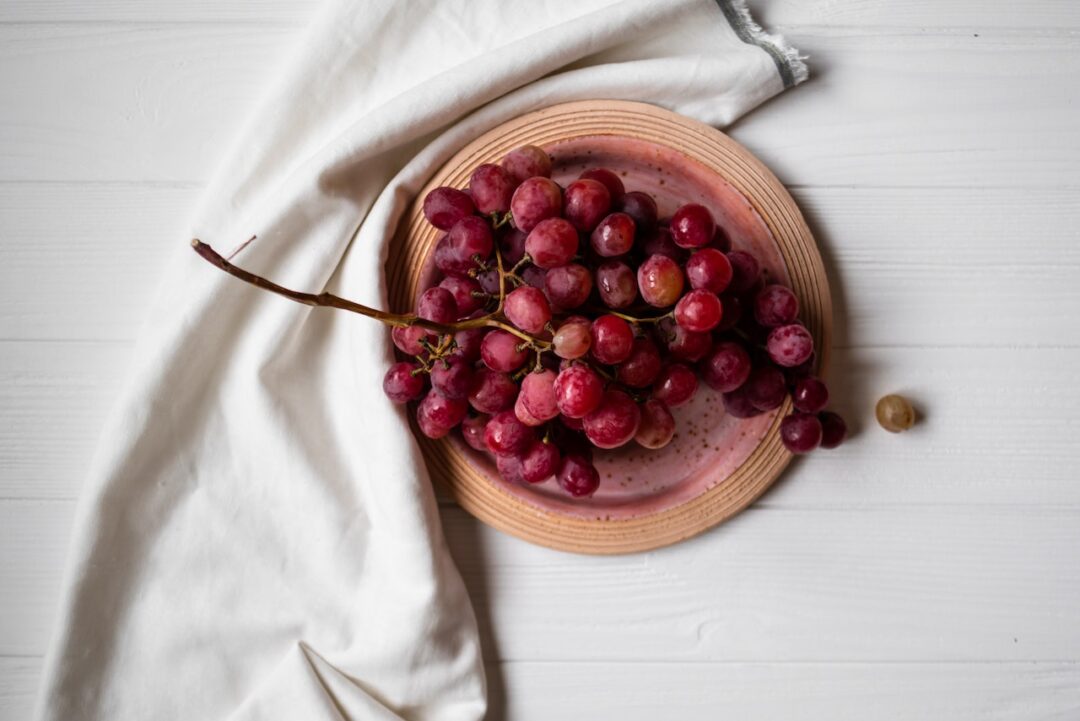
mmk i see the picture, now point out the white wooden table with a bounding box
[2,1,1079,718]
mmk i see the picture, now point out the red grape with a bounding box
[480,329,528,372]
[468,368,518,414]
[754,284,799,327]
[659,318,712,362]
[564,178,612,232]
[416,391,468,439]
[591,212,636,257]
[484,410,535,456]
[670,203,715,249]
[452,324,485,363]
[793,377,829,413]
[640,226,687,262]
[504,285,552,334]
[520,440,560,483]
[554,364,604,418]
[715,293,743,331]
[520,368,559,421]
[580,167,625,201]
[544,263,593,310]
[557,454,600,497]
[511,177,562,232]
[382,361,426,403]
[552,316,592,359]
[499,227,528,265]
[745,366,787,411]
[721,387,762,419]
[818,411,848,449]
[638,254,685,307]
[430,355,473,400]
[496,453,527,485]
[635,399,675,449]
[651,363,698,407]
[439,276,485,318]
[590,315,635,365]
[461,413,490,452]
[583,389,641,449]
[595,260,637,309]
[685,248,733,294]
[392,324,434,356]
[701,341,751,393]
[616,337,662,388]
[501,145,551,184]
[447,215,494,264]
[469,163,514,214]
[674,289,723,333]
[524,217,577,268]
[780,413,823,453]
[514,392,546,427]
[727,250,761,294]
[423,187,475,230]
[417,287,457,324]
[616,191,658,232]
[520,265,547,290]
[767,324,814,368]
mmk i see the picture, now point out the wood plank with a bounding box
[0,29,1077,187]
[2,184,1077,346]
[5,499,1080,662]
[0,656,42,721]
[2,341,1078,506]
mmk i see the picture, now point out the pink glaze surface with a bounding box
[420,135,789,522]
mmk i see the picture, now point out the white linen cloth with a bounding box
[35,1,805,718]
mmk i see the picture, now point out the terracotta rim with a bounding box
[386,100,831,555]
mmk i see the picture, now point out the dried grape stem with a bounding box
[191,239,541,345]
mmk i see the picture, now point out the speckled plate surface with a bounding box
[387,100,831,554]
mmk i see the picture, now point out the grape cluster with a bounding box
[383,145,847,498]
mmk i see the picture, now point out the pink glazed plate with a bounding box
[387,101,831,554]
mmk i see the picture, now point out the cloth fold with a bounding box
[35,1,804,719]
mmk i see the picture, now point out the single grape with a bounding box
[616,190,658,232]
[392,324,434,356]
[423,186,475,230]
[674,289,723,333]
[469,163,514,214]
[658,317,712,362]
[715,293,743,331]
[484,410,535,456]
[819,411,848,449]
[439,276,485,318]
[504,285,552,334]
[793,376,829,413]
[780,413,823,453]
[701,341,752,392]
[514,392,546,427]
[767,324,815,368]
[590,212,636,257]
[552,316,593,359]
[524,217,578,268]
[640,226,688,262]
[721,386,762,419]
[467,368,517,413]
[382,361,426,403]
[434,234,472,278]
[544,263,593,310]
[635,399,676,449]
[616,337,662,388]
[651,363,698,407]
[876,394,916,433]
[557,454,601,497]
[501,145,552,184]
[754,284,799,327]
[580,167,625,201]
[510,177,562,232]
[553,364,604,418]
[499,227,528,265]
[480,329,529,372]
[745,366,787,411]
[564,178,612,232]
[726,250,761,294]
[520,368,559,421]
[430,355,474,400]
[590,315,635,365]
[475,268,500,295]
[520,440,561,484]
[447,215,494,265]
[520,265,547,290]
[595,260,638,309]
[496,453,527,485]
[461,413,490,452]
[416,391,468,439]
[685,248,733,294]
[583,389,641,449]
[638,254,685,307]
[417,287,457,324]
[670,203,715,249]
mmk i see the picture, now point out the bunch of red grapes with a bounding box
[382,144,847,498]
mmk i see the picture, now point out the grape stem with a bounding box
[190,239,547,348]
